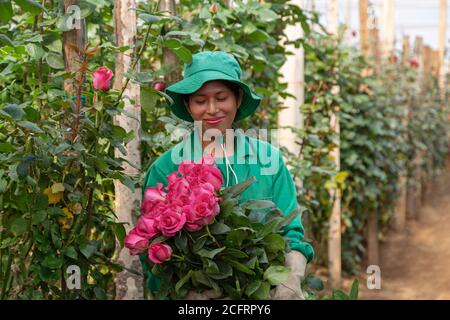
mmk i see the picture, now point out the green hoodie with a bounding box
[139,128,314,292]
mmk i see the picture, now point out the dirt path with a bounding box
[357,163,450,300]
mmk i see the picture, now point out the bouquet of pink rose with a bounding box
[124,156,300,299]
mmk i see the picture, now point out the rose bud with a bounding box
[124,228,149,255]
[152,81,167,92]
[92,67,113,91]
[210,3,217,14]
[148,242,172,264]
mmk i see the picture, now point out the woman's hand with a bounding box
[270,251,307,300]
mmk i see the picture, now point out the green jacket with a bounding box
[139,128,314,292]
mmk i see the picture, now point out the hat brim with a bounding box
[165,70,261,122]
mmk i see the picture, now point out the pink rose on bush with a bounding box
[124,229,149,255]
[92,67,113,91]
[148,242,172,264]
[159,207,186,237]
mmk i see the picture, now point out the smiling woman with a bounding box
[139,51,314,300]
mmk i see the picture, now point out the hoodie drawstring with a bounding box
[220,143,238,187]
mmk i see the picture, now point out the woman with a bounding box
[140,51,314,299]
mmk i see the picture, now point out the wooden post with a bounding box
[394,35,410,232]
[438,0,447,102]
[380,0,394,61]
[113,0,143,300]
[359,0,370,56]
[402,35,410,66]
[345,0,352,41]
[63,0,85,96]
[326,0,341,289]
[279,0,304,158]
[406,36,424,221]
[159,0,180,84]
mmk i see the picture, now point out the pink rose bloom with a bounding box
[141,183,167,217]
[148,242,172,264]
[183,183,220,231]
[136,216,159,239]
[92,67,113,91]
[144,183,167,203]
[178,159,195,177]
[198,165,222,190]
[124,228,149,255]
[158,207,186,237]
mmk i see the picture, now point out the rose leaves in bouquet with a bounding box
[125,156,302,299]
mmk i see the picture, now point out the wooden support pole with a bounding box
[63,0,85,96]
[327,0,341,289]
[380,0,394,61]
[359,0,370,56]
[402,35,410,66]
[438,0,447,101]
[279,0,304,158]
[394,34,410,232]
[113,0,143,300]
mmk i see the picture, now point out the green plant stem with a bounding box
[116,23,152,103]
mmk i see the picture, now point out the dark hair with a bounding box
[182,80,241,106]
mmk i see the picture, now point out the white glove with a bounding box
[270,251,307,300]
[185,289,223,300]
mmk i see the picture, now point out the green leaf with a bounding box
[93,286,107,300]
[197,247,226,259]
[243,199,275,210]
[210,221,231,235]
[114,223,126,247]
[245,280,262,297]
[222,248,248,259]
[279,207,302,228]
[349,279,359,300]
[139,13,161,24]
[224,258,255,276]
[17,121,43,133]
[257,8,278,22]
[16,161,29,178]
[250,281,270,299]
[263,234,285,254]
[0,104,26,120]
[174,231,187,252]
[32,210,47,225]
[25,43,45,60]
[0,179,7,193]
[305,275,324,291]
[14,0,45,15]
[45,52,65,69]
[11,216,28,236]
[42,255,63,269]
[263,265,290,285]
[0,34,13,46]
[175,270,193,294]
[192,236,207,252]
[79,242,97,259]
[172,46,192,64]
[225,176,256,197]
[0,0,13,24]
[162,38,181,49]
[332,289,349,300]
[0,142,13,153]
[63,246,78,260]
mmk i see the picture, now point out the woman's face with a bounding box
[186,80,243,134]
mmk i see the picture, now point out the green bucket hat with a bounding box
[165,51,261,122]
